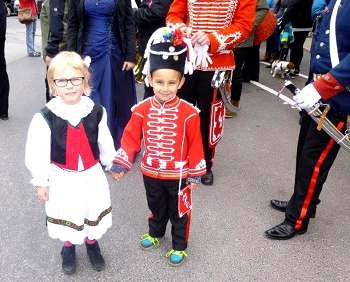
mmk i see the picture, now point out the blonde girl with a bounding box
[25,51,117,275]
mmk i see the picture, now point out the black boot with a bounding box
[270,199,289,212]
[270,199,318,218]
[86,241,105,271]
[264,221,308,240]
[201,170,214,186]
[61,245,76,275]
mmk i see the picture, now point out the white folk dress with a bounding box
[25,96,116,244]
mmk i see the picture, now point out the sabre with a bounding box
[249,80,301,110]
[253,80,350,152]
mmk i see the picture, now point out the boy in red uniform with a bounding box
[112,27,206,266]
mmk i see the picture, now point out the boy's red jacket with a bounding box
[113,96,206,180]
[166,0,256,71]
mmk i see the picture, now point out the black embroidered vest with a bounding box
[41,104,103,169]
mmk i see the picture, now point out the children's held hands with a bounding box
[122,61,135,71]
[191,31,210,46]
[36,186,49,202]
[111,171,125,181]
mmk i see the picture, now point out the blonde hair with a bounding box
[47,51,91,96]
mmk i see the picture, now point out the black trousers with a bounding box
[285,110,346,230]
[289,31,309,72]
[231,46,260,102]
[0,38,9,116]
[177,70,215,170]
[144,175,190,251]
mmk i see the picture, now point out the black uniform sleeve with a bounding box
[134,0,173,26]
[67,0,79,52]
[46,0,64,57]
[124,0,136,63]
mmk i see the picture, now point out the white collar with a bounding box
[46,96,95,126]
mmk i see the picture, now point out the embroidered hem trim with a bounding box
[47,206,112,231]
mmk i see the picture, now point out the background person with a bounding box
[68,0,137,149]
[19,0,41,57]
[40,0,69,102]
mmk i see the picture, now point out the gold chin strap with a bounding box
[316,105,331,131]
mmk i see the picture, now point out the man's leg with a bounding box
[271,111,316,213]
[286,111,344,230]
[26,22,34,55]
[289,31,308,73]
[230,47,249,113]
[178,71,216,185]
[196,71,216,184]
[0,39,9,118]
[266,110,345,239]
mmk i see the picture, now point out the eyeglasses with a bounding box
[53,77,85,87]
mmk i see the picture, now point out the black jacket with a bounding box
[0,1,6,40]
[134,0,173,54]
[46,0,69,57]
[67,0,136,63]
[275,0,313,29]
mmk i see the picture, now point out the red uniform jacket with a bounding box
[166,0,256,71]
[114,96,207,180]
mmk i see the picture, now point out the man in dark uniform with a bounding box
[0,0,9,120]
[134,0,173,99]
[41,0,69,102]
[265,0,350,240]
[44,0,69,65]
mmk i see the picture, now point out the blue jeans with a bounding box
[25,20,37,55]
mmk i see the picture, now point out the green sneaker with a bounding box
[140,234,160,250]
[165,249,188,266]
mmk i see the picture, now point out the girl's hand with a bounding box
[122,61,135,71]
[189,183,199,190]
[36,186,49,202]
[111,171,125,181]
[191,31,210,46]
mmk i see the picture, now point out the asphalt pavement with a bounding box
[1,17,350,282]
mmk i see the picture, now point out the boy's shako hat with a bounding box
[142,26,195,84]
[149,42,187,74]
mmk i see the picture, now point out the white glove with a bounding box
[293,83,322,110]
[194,44,212,68]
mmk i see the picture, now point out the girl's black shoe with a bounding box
[86,241,105,271]
[61,245,76,275]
